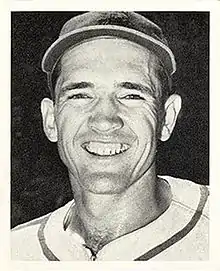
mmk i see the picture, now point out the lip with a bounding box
[81,141,131,157]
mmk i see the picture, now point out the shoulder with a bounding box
[161,175,209,219]
[157,176,209,260]
[11,200,74,261]
[11,213,51,260]
[12,213,50,232]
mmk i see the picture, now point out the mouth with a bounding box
[82,141,131,156]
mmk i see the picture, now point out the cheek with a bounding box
[128,108,158,179]
[55,105,87,143]
[122,103,159,138]
[141,102,160,138]
[54,107,88,176]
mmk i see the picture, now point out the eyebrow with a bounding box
[117,82,154,95]
[58,81,155,99]
[60,81,94,93]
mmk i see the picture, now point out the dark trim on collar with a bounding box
[38,214,60,261]
[134,185,209,261]
[37,185,209,261]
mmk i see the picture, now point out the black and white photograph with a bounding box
[11,11,210,262]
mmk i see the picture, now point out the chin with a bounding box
[78,172,131,195]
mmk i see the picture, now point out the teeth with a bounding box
[83,142,130,156]
[115,146,120,154]
[105,148,111,156]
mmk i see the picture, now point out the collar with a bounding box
[37,176,209,261]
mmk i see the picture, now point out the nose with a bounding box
[88,98,123,134]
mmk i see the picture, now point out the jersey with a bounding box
[11,176,209,261]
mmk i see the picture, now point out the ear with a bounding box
[160,94,182,142]
[41,98,58,142]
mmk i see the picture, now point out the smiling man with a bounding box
[11,12,209,261]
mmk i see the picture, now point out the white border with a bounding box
[1,1,220,271]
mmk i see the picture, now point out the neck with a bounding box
[68,168,171,254]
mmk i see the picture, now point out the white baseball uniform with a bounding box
[11,176,209,261]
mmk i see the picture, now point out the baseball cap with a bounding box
[42,12,176,92]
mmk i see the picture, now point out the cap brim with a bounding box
[42,25,176,75]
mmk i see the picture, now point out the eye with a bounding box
[67,93,92,100]
[123,94,145,100]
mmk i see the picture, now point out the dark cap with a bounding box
[42,12,176,91]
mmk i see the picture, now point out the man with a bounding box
[11,11,209,261]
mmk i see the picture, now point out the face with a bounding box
[41,38,181,195]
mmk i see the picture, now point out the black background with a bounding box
[11,12,209,228]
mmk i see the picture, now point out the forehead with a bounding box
[60,38,161,75]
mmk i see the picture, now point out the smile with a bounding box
[82,141,130,156]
